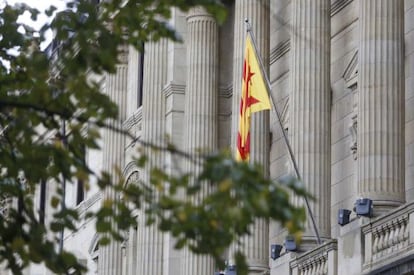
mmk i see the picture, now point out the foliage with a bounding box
[134,150,306,271]
[0,0,306,274]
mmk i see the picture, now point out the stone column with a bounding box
[182,7,218,275]
[290,0,331,247]
[162,9,187,274]
[358,0,405,213]
[137,39,168,275]
[230,1,270,272]
[98,48,128,275]
[126,45,141,116]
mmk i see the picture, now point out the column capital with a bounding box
[186,7,215,22]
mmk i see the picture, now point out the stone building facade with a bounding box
[25,0,414,274]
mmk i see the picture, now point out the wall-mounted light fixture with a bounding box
[270,244,283,260]
[338,208,352,226]
[355,198,373,217]
[284,236,297,252]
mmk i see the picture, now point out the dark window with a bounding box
[76,146,86,205]
[76,179,84,205]
[138,44,144,107]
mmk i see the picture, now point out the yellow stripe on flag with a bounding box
[236,35,271,161]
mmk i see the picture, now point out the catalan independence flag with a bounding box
[236,35,271,161]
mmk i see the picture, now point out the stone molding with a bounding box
[342,50,358,87]
[270,40,290,65]
[122,161,139,179]
[186,7,216,22]
[343,50,359,159]
[218,85,232,117]
[88,233,100,262]
[164,82,185,118]
[123,166,139,217]
[349,114,357,160]
[163,82,185,98]
[219,84,232,98]
[280,98,289,130]
[76,191,102,217]
[123,107,142,131]
[331,0,354,17]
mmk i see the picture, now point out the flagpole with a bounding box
[244,19,322,245]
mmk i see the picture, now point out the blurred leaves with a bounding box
[126,150,306,273]
[0,0,307,274]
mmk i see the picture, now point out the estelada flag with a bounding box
[236,35,271,161]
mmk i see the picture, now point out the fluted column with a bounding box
[126,45,141,116]
[98,48,128,275]
[137,39,168,275]
[182,7,218,275]
[230,1,270,272]
[358,0,405,214]
[125,45,140,275]
[290,0,331,247]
